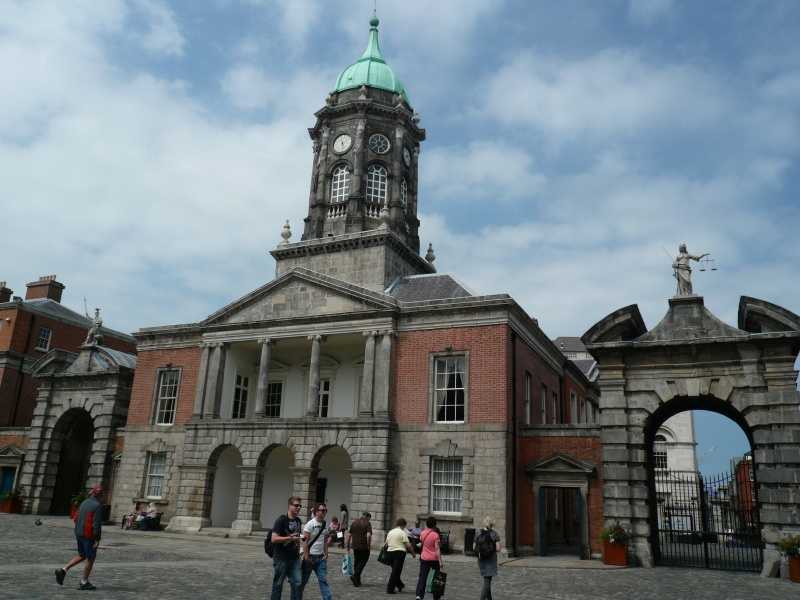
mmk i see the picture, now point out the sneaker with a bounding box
[55,568,66,585]
[78,581,96,590]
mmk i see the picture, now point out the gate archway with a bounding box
[645,402,761,571]
[50,409,94,515]
[583,295,800,575]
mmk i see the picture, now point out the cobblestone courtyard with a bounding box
[1,515,798,600]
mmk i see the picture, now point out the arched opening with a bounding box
[209,446,242,528]
[316,446,352,508]
[50,409,94,515]
[645,398,761,571]
[259,446,295,526]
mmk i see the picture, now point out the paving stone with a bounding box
[1,515,798,600]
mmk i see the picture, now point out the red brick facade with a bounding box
[127,347,202,427]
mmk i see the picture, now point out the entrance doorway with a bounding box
[50,410,94,515]
[538,487,583,557]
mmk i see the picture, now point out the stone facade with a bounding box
[583,295,800,574]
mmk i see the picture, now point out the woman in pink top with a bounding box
[414,516,443,600]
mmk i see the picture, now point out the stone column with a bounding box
[166,464,214,533]
[201,342,227,419]
[254,338,276,417]
[305,335,326,416]
[291,467,318,515]
[373,330,394,416]
[192,343,213,416]
[230,466,263,538]
[360,331,378,416]
[349,468,394,544]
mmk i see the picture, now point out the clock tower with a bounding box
[302,15,425,252]
[272,15,434,292]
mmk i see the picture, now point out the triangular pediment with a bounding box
[525,452,596,475]
[202,267,398,326]
[0,444,25,458]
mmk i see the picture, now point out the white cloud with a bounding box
[422,141,546,204]
[473,49,725,146]
[130,0,185,56]
[628,0,675,26]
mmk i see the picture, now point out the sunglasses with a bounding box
[291,504,302,508]
[318,509,328,513]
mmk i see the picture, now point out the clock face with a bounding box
[332,133,353,155]
[369,133,391,154]
[403,146,412,167]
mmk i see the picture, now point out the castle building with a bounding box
[109,17,602,556]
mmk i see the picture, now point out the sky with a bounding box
[2,1,798,471]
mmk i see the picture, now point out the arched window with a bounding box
[399,178,407,207]
[654,434,668,470]
[330,165,350,203]
[366,164,388,204]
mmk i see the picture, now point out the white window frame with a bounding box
[232,371,251,419]
[330,165,350,203]
[570,391,577,424]
[35,327,52,351]
[541,384,547,425]
[154,369,180,425]
[654,434,668,470]
[524,372,531,425]
[145,452,167,498]
[318,378,331,417]
[264,379,284,418]
[431,457,462,515]
[430,352,468,423]
[366,164,388,204]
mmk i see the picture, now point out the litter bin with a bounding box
[464,527,477,556]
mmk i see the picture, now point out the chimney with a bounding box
[25,275,65,303]
[0,282,12,303]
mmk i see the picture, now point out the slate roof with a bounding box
[572,358,599,382]
[385,273,474,302]
[3,298,135,342]
[553,336,588,353]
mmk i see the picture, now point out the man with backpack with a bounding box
[300,503,331,600]
[270,496,304,600]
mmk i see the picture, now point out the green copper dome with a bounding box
[332,17,411,107]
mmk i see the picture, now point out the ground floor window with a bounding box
[146,453,167,498]
[431,458,462,514]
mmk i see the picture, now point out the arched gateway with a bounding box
[582,294,800,576]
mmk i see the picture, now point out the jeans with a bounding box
[415,559,441,600]
[270,556,302,600]
[352,548,370,583]
[386,549,406,592]
[300,556,331,600]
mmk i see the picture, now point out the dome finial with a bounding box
[370,1,379,28]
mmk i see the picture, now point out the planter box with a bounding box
[603,541,627,566]
[1,499,23,514]
[790,555,800,583]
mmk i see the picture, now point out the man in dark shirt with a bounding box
[54,485,104,590]
[270,496,304,600]
[345,511,372,587]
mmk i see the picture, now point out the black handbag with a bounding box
[378,544,392,566]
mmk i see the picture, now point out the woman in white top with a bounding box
[384,517,416,594]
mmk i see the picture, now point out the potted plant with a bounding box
[778,534,800,583]
[600,521,631,566]
[70,491,88,519]
[1,486,23,514]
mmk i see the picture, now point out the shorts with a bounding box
[76,536,97,559]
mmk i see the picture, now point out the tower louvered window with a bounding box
[366,164,388,204]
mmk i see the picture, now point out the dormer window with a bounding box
[331,165,350,203]
[366,164,387,204]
